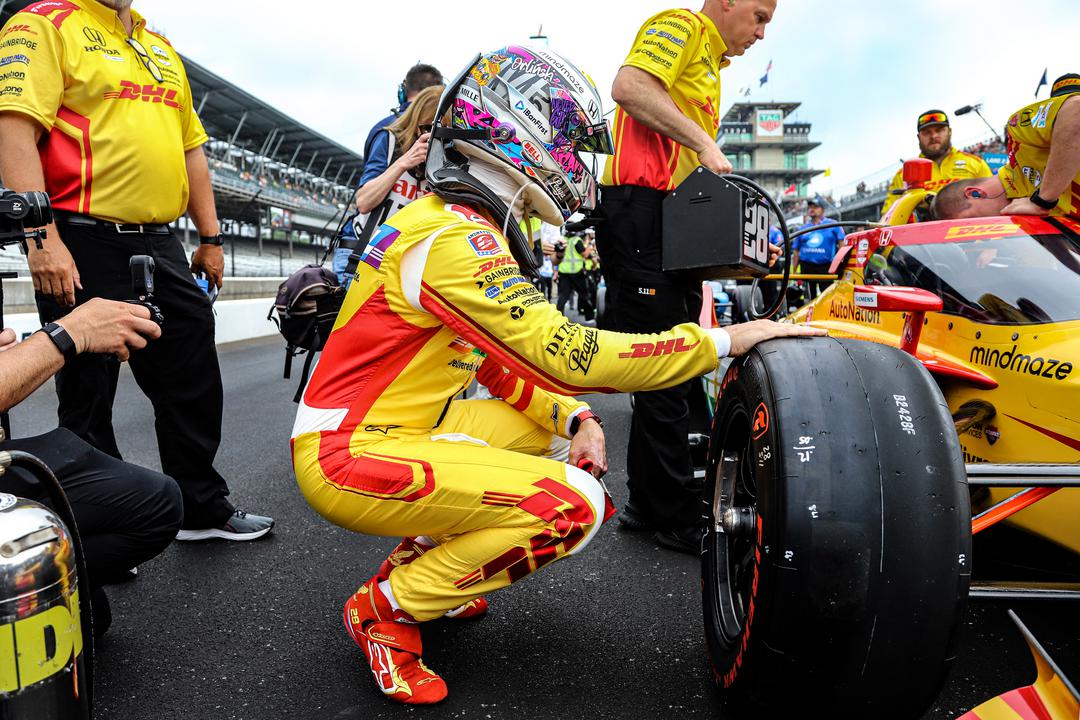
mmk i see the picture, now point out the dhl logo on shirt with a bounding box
[102,81,183,110]
[619,337,700,358]
[3,24,36,36]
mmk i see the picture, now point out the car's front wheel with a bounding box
[703,337,970,718]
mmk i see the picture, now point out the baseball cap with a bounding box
[1051,73,1080,97]
[807,195,825,207]
[917,109,949,131]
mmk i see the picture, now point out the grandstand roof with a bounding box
[186,58,365,187]
[722,102,802,123]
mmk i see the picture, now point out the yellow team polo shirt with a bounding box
[0,0,208,224]
[602,9,728,192]
[999,88,1080,217]
[881,145,992,214]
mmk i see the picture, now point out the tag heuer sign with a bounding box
[756,109,784,138]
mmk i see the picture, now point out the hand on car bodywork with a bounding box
[726,320,828,357]
[569,418,607,479]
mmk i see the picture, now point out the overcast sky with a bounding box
[139,0,1076,196]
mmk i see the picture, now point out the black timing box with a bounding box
[662,167,773,280]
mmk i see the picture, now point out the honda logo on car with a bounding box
[853,291,877,308]
[969,344,1073,381]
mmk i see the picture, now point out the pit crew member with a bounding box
[597,0,777,555]
[932,74,1080,219]
[880,109,992,216]
[0,0,273,540]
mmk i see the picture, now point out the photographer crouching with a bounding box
[0,290,182,638]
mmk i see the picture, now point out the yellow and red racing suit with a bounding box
[291,194,719,620]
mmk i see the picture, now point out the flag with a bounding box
[740,86,751,97]
[1035,68,1048,97]
[759,59,772,87]
[824,168,832,178]
[782,183,796,196]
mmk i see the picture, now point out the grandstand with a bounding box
[0,0,363,278]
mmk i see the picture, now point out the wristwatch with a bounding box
[1029,189,1058,211]
[199,233,225,246]
[570,409,603,436]
[37,322,77,361]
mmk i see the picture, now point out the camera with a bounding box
[0,185,52,249]
[128,255,165,326]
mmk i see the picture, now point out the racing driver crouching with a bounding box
[290,47,824,705]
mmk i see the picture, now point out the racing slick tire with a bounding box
[731,285,764,323]
[595,285,608,328]
[702,337,970,718]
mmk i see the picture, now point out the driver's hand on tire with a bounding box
[726,320,827,357]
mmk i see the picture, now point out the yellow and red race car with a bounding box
[695,180,1079,716]
[786,214,1080,556]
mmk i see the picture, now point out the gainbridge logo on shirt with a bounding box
[102,81,183,110]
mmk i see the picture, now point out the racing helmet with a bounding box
[427,46,614,274]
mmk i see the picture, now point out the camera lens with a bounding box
[23,191,53,228]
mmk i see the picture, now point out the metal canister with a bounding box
[0,493,88,720]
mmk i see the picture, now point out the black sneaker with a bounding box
[175,509,274,542]
[618,501,655,532]
[654,525,704,555]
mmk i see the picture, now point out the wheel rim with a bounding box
[708,405,759,646]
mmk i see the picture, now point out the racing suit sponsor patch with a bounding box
[467,230,501,257]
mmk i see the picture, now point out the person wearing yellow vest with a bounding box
[556,230,593,320]
[0,0,274,540]
[932,74,1080,220]
[880,109,992,216]
[595,0,776,555]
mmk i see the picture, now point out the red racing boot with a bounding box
[343,579,448,705]
[376,537,488,620]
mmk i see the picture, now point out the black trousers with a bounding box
[538,276,553,300]
[800,260,834,298]
[36,221,234,528]
[557,272,593,320]
[0,428,182,584]
[596,186,702,530]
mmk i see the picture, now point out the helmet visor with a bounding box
[549,90,614,155]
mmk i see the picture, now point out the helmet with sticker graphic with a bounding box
[427,46,613,274]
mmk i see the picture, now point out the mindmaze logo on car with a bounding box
[969,344,1073,381]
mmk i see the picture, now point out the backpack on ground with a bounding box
[268,264,345,402]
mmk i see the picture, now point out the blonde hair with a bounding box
[386,85,444,161]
